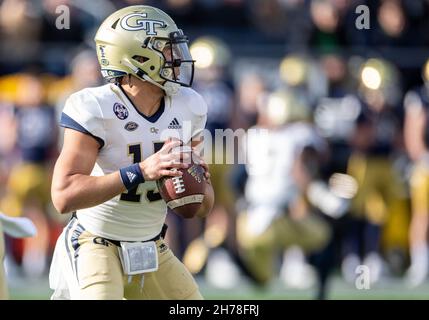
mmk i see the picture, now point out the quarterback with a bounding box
[49,5,214,300]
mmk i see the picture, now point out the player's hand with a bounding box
[192,149,210,180]
[139,140,190,181]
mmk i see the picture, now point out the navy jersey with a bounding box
[15,105,56,163]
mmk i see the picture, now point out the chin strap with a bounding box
[142,74,180,96]
[121,59,180,96]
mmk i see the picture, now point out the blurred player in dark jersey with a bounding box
[342,58,407,284]
[0,71,57,277]
[311,53,360,299]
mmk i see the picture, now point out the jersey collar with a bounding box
[117,84,165,123]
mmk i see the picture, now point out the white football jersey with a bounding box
[60,83,207,241]
[245,122,326,208]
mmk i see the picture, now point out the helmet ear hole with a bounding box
[132,55,149,64]
[150,66,155,71]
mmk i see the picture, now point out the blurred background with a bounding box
[1,0,429,300]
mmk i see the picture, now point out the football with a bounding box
[156,162,206,219]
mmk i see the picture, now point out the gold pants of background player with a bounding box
[0,163,51,217]
[237,212,330,284]
[347,154,409,252]
[410,160,429,216]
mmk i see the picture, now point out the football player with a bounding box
[342,59,407,285]
[403,59,429,287]
[236,90,331,286]
[0,72,57,278]
[49,5,214,300]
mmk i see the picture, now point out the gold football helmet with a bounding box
[94,5,194,95]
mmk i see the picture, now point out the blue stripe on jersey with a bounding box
[60,112,105,149]
[64,218,76,277]
[70,223,85,285]
[71,223,85,251]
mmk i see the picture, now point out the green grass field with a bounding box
[8,275,429,300]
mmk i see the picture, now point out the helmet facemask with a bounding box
[151,30,195,88]
[125,30,195,95]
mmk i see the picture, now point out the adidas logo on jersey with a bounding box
[126,171,137,183]
[168,118,181,129]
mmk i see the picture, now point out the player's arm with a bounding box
[191,139,214,218]
[404,95,427,161]
[51,129,186,214]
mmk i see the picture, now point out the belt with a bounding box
[106,224,168,247]
[71,212,168,247]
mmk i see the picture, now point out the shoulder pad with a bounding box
[176,87,208,117]
[61,86,106,146]
[68,88,99,112]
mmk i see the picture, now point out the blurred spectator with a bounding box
[309,0,346,50]
[0,0,42,72]
[371,0,423,47]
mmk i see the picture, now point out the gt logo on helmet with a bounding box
[120,13,165,35]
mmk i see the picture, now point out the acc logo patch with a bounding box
[120,13,165,35]
[124,121,139,131]
[113,102,129,120]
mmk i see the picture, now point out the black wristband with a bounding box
[119,163,145,190]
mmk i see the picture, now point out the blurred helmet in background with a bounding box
[358,58,401,110]
[94,5,194,95]
[261,90,310,127]
[190,36,231,82]
[279,54,308,88]
[190,36,231,70]
[279,53,328,105]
